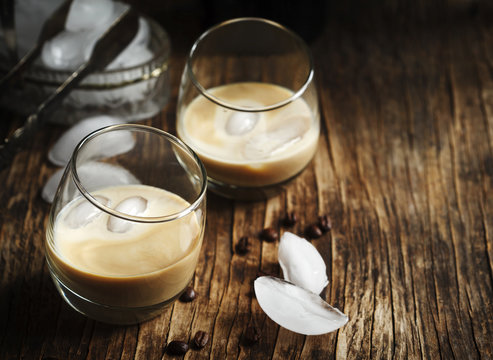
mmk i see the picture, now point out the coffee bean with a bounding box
[243,325,261,345]
[306,224,323,239]
[282,212,298,227]
[259,227,278,242]
[235,236,249,255]
[318,215,332,233]
[167,340,189,355]
[179,286,196,302]
[193,330,210,349]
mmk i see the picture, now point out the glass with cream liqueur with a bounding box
[45,124,207,324]
[177,18,320,200]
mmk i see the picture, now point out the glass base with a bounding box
[207,177,289,201]
[50,272,181,325]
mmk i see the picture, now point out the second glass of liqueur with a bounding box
[177,17,320,200]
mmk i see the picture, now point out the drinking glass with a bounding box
[45,124,207,324]
[177,17,320,200]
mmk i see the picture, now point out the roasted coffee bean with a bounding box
[193,330,210,349]
[259,227,278,242]
[306,224,323,239]
[235,236,249,255]
[318,215,332,233]
[282,212,298,227]
[179,286,196,302]
[243,325,261,345]
[166,340,189,355]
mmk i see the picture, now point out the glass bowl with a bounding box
[0,18,170,124]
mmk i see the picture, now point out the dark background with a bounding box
[126,0,491,52]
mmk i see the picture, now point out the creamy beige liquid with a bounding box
[46,184,202,308]
[178,82,319,187]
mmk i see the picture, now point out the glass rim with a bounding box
[70,124,207,223]
[186,17,315,112]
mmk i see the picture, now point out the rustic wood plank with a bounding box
[1,2,492,359]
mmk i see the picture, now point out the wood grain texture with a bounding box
[1,1,492,359]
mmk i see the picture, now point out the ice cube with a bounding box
[242,115,309,160]
[254,276,348,335]
[224,99,263,136]
[128,18,150,49]
[65,195,109,228]
[107,196,148,233]
[42,168,65,203]
[40,1,138,71]
[278,232,329,294]
[242,133,271,159]
[107,44,153,70]
[48,115,128,166]
[106,17,152,70]
[65,0,115,32]
[225,111,259,136]
[41,30,98,70]
[104,1,130,27]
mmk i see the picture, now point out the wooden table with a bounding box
[1,2,492,359]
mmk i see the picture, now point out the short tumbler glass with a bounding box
[45,124,207,324]
[177,17,320,200]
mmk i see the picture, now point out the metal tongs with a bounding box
[0,4,139,171]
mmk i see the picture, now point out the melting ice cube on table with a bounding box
[254,232,347,335]
[65,195,110,228]
[278,232,329,295]
[42,168,65,203]
[42,161,141,203]
[77,162,141,193]
[107,196,148,233]
[254,276,348,335]
[48,115,129,167]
